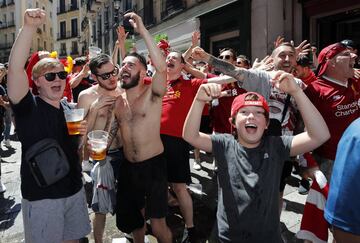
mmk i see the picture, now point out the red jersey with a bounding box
[211,82,246,133]
[161,77,206,137]
[302,70,317,86]
[305,77,360,160]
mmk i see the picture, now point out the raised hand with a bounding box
[191,31,201,47]
[192,47,210,62]
[270,70,300,95]
[274,36,285,49]
[196,83,222,102]
[252,55,274,71]
[294,40,311,57]
[116,26,129,45]
[24,8,46,28]
[124,12,145,34]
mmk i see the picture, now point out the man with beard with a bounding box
[192,43,307,215]
[113,13,172,243]
[77,53,124,243]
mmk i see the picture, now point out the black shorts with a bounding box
[116,153,168,233]
[161,134,191,183]
[108,148,125,181]
[279,160,294,192]
[200,115,212,134]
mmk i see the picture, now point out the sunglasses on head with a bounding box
[95,66,119,80]
[219,55,232,60]
[41,71,68,82]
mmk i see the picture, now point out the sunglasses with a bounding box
[95,66,119,80]
[41,71,68,82]
[219,55,232,60]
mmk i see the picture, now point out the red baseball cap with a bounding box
[316,43,347,77]
[231,92,269,117]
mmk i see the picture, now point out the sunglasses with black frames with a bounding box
[40,71,68,82]
[95,66,119,80]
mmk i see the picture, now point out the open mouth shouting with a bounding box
[245,123,258,134]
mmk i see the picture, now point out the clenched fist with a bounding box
[24,8,46,29]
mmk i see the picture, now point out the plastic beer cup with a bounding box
[64,109,84,135]
[87,130,108,161]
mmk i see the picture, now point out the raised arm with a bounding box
[112,26,128,65]
[8,9,46,104]
[69,63,90,89]
[183,83,222,152]
[183,31,200,62]
[192,47,249,82]
[125,12,166,96]
[271,71,330,156]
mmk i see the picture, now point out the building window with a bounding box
[60,43,66,55]
[71,0,78,9]
[124,0,132,11]
[44,41,47,50]
[71,18,78,37]
[71,41,78,54]
[50,27,53,36]
[43,24,46,32]
[11,32,15,42]
[50,11,52,18]
[59,0,65,13]
[36,2,39,8]
[60,21,66,38]
[4,34,7,44]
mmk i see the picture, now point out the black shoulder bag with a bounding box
[24,98,70,187]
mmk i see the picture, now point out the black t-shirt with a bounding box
[11,91,82,201]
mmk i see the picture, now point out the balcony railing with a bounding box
[161,0,186,20]
[0,20,15,29]
[6,0,14,5]
[7,20,14,27]
[57,31,79,40]
[137,8,155,27]
[0,42,12,49]
[57,3,79,14]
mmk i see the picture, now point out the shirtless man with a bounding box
[77,53,123,243]
[113,13,172,243]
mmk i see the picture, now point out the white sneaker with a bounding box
[4,139,10,147]
[0,179,6,193]
[193,160,201,170]
[82,161,93,172]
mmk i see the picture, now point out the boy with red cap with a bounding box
[183,71,330,243]
[305,42,360,180]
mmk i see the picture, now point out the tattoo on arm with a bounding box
[209,56,246,82]
[107,119,119,148]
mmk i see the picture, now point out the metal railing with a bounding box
[0,21,15,29]
[0,42,12,49]
[57,31,79,40]
[57,3,79,14]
